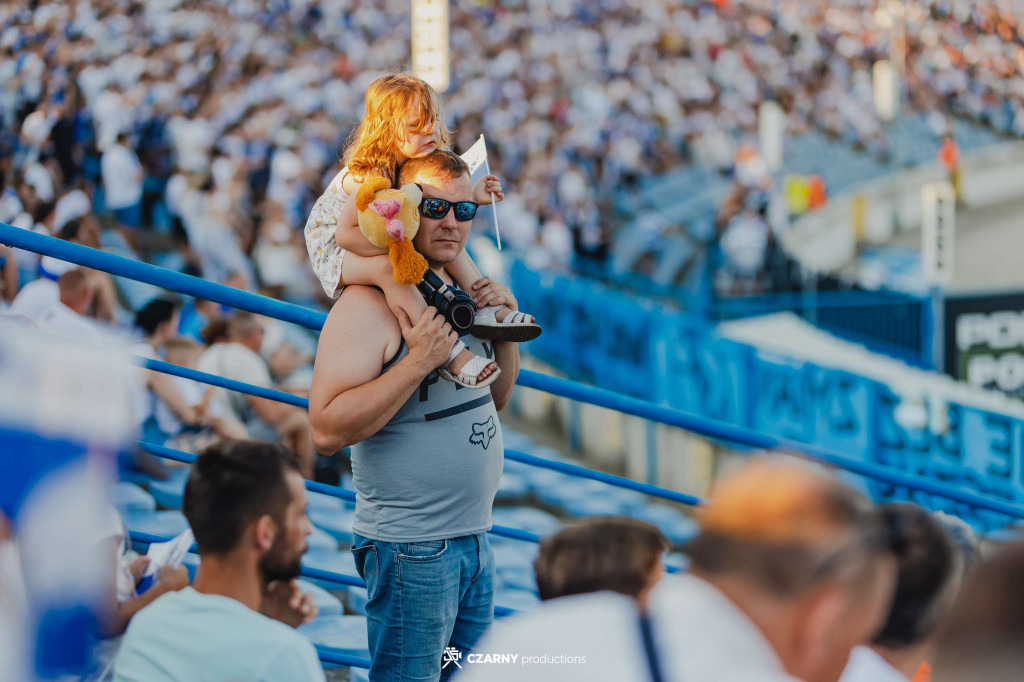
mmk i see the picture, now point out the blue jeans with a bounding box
[352,533,494,682]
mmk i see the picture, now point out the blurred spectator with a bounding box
[460,457,896,682]
[35,268,105,345]
[157,337,248,452]
[198,311,314,476]
[101,131,143,232]
[932,542,1024,682]
[840,504,965,682]
[130,298,204,439]
[534,517,668,606]
[112,440,322,682]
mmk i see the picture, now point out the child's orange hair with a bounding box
[343,73,452,186]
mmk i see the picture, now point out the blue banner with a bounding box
[512,263,1024,530]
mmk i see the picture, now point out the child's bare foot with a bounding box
[439,341,501,389]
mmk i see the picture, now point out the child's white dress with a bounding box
[303,167,353,298]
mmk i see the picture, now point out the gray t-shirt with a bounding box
[351,335,504,542]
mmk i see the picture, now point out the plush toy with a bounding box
[355,177,428,285]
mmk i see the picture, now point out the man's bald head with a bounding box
[689,457,884,596]
[58,269,94,315]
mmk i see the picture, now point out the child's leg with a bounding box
[448,250,535,324]
[340,253,497,381]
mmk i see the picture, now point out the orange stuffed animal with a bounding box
[355,177,428,285]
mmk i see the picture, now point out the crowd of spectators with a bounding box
[3,0,1024,303]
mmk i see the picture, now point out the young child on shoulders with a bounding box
[304,73,540,389]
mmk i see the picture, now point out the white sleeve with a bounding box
[261,637,326,682]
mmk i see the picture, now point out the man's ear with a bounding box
[791,583,852,681]
[253,515,277,553]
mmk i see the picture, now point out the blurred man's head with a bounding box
[686,458,896,682]
[933,542,1024,682]
[398,150,473,269]
[227,311,265,354]
[57,268,94,314]
[870,504,961,655]
[535,517,668,605]
[183,440,311,583]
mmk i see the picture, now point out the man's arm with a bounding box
[309,287,458,453]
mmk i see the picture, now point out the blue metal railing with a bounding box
[5,222,1024,522]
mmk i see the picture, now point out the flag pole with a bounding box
[480,135,502,250]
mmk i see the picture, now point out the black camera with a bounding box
[417,270,476,334]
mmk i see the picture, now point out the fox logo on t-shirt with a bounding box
[470,417,497,450]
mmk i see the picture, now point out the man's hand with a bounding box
[156,565,190,593]
[262,579,319,628]
[129,556,150,583]
[397,306,458,372]
[470,277,518,311]
[472,174,504,205]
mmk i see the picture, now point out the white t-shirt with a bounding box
[35,302,106,346]
[9,278,58,321]
[197,342,271,425]
[455,591,649,682]
[840,646,909,682]
[112,587,326,682]
[646,574,800,682]
[154,376,220,436]
[101,143,143,210]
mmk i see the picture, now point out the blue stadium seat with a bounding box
[307,526,340,553]
[302,550,358,592]
[631,505,698,546]
[306,489,352,513]
[494,472,530,503]
[148,468,191,509]
[298,615,370,659]
[122,510,190,539]
[495,588,539,612]
[308,508,355,546]
[113,482,156,514]
[491,507,561,538]
[491,541,539,593]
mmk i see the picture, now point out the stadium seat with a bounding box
[490,507,561,538]
[495,588,540,612]
[298,615,370,659]
[494,472,530,503]
[148,468,191,509]
[307,526,341,553]
[308,507,355,546]
[113,482,156,514]
[122,510,190,540]
[302,549,358,592]
[631,505,699,546]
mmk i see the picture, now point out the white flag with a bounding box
[460,135,489,182]
[459,135,502,249]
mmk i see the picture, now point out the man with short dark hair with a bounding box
[840,503,963,682]
[309,149,520,681]
[113,440,322,682]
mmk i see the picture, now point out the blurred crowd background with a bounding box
[4,0,1024,316]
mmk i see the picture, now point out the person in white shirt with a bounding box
[459,458,897,682]
[35,268,106,346]
[101,132,144,229]
[113,440,323,682]
[198,311,314,476]
[840,504,966,682]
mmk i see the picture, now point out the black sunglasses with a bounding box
[419,197,480,221]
